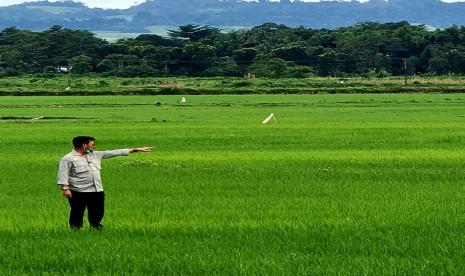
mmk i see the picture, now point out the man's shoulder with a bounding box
[60,152,75,161]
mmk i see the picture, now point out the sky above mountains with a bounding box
[0,0,146,9]
[1,0,464,10]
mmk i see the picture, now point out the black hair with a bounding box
[72,136,95,148]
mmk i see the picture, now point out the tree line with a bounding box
[2,22,465,78]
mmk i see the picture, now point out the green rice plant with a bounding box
[1,94,465,274]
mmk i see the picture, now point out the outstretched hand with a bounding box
[132,147,153,153]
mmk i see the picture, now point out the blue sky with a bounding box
[0,0,464,10]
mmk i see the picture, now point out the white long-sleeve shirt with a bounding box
[57,149,130,192]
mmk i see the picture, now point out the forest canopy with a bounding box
[1,22,465,78]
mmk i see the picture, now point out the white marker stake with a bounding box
[180,96,187,104]
[31,116,45,121]
[262,113,277,124]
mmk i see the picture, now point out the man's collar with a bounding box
[72,149,85,156]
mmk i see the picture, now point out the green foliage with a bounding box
[249,58,289,78]
[168,24,221,42]
[96,59,115,72]
[0,67,20,77]
[3,75,465,95]
[69,54,93,74]
[232,48,257,65]
[158,86,199,95]
[286,65,315,78]
[229,80,252,87]
[108,65,158,77]
[43,66,56,73]
[206,57,243,76]
[3,22,465,78]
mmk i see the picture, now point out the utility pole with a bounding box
[56,65,72,90]
[67,70,71,89]
[66,61,72,91]
[403,58,408,86]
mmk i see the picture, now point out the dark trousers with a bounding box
[68,191,105,230]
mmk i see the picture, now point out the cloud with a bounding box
[0,0,145,9]
[1,0,465,10]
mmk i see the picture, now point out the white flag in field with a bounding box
[262,113,277,124]
[180,96,187,104]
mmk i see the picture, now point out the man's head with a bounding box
[72,136,96,152]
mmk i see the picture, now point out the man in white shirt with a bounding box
[57,136,152,230]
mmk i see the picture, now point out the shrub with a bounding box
[43,66,56,73]
[109,65,159,77]
[99,80,110,86]
[158,87,200,95]
[34,73,56,78]
[229,80,252,87]
[3,68,20,77]
[286,66,315,78]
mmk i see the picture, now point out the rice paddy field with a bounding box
[1,93,465,274]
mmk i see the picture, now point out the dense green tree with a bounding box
[96,59,115,72]
[104,54,140,67]
[135,34,178,47]
[3,22,465,77]
[168,24,221,42]
[69,55,93,74]
[181,42,217,74]
[232,48,257,65]
[286,65,315,78]
[206,57,243,76]
[249,58,289,78]
[272,44,308,64]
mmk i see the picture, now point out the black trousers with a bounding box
[68,191,105,230]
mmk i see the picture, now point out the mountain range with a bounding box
[1,0,464,33]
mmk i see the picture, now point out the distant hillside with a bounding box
[1,0,465,32]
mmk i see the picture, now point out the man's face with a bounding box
[83,140,96,152]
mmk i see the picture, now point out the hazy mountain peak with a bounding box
[0,0,464,32]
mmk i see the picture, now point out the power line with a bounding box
[103,57,465,64]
